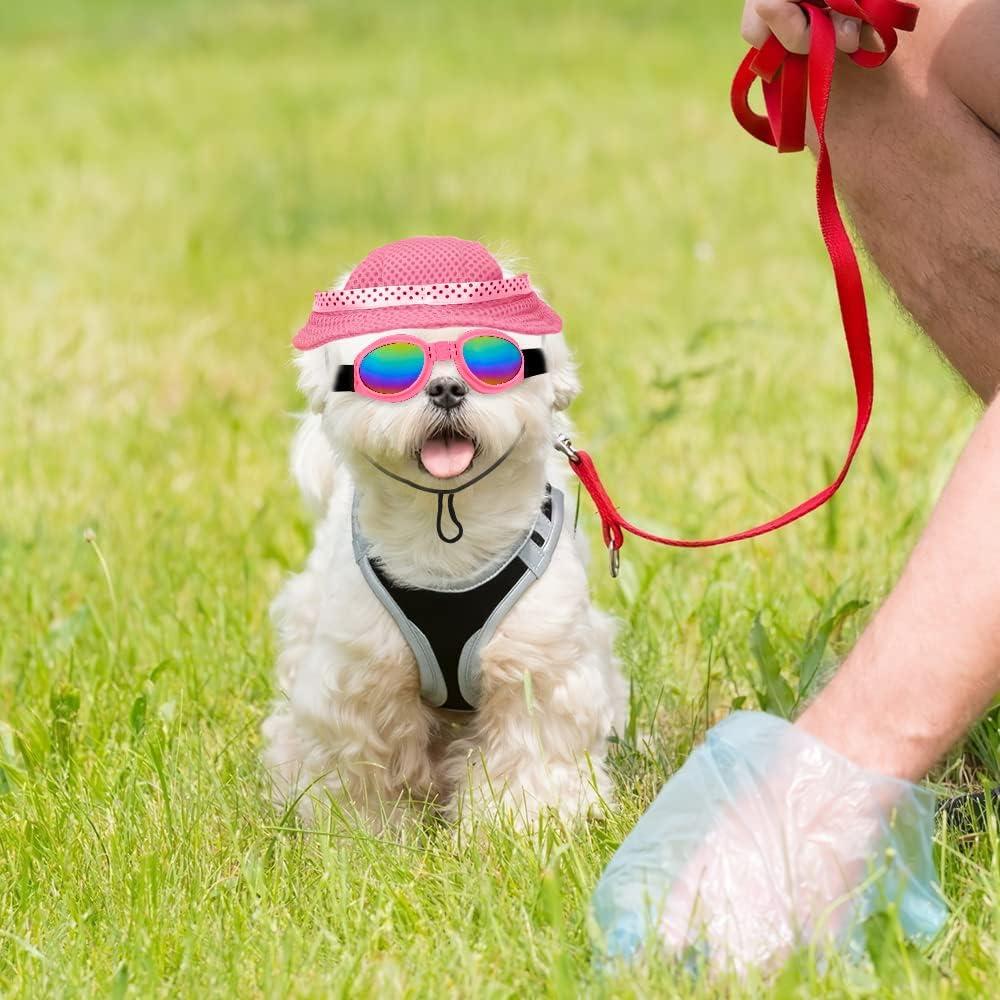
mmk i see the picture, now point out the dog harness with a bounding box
[352,485,564,711]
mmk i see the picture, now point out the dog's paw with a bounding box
[447,758,615,836]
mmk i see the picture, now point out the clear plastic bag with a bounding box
[592,712,946,972]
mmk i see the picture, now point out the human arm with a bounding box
[799,393,1000,780]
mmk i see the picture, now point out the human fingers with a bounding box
[740,0,772,49]
[831,11,862,53]
[743,0,811,54]
[742,3,867,56]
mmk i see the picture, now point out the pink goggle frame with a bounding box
[334,329,547,402]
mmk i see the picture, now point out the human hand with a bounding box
[592,713,945,974]
[740,1,882,55]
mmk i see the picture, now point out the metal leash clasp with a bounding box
[608,540,620,578]
[554,434,580,463]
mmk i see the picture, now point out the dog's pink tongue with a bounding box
[420,437,475,479]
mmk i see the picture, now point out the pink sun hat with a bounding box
[293,235,563,350]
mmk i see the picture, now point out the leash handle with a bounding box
[566,0,918,570]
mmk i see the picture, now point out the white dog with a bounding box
[262,237,627,830]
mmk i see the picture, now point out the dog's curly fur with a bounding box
[262,262,627,830]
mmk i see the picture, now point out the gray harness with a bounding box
[352,486,564,711]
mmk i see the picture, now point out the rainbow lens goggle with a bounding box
[333,329,547,402]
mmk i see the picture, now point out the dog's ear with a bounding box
[290,411,337,516]
[543,334,581,412]
[295,346,334,413]
[289,347,339,516]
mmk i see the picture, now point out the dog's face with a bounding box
[297,326,579,488]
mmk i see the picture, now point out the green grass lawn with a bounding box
[2,0,998,995]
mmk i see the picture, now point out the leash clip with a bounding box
[608,540,620,578]
[554,434,580,463]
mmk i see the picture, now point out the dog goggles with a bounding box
[333,330,547,401]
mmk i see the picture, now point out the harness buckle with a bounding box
[554,434,580,463]
[609,540,621,578]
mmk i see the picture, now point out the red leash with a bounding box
[565,0,919,575]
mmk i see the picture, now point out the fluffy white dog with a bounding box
[262,241,627,830]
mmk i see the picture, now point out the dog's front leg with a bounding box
[442,624,622,831]
[262,640,438,833]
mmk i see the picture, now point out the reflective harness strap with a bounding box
[352,486,565,711]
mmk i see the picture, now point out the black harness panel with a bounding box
[370,554,531,710]
[353,487,563,711]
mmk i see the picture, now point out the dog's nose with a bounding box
[426,376,468,411]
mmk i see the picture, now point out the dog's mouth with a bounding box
[418,430,477,480]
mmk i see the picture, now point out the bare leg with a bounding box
[824,0,1000,399]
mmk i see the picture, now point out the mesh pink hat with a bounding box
[293,236,563,350]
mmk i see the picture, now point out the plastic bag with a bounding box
[592,712,946,973]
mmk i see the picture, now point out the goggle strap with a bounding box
[521,348,547,378]
[333,365,355,392]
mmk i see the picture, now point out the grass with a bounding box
[1,0,998,995]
